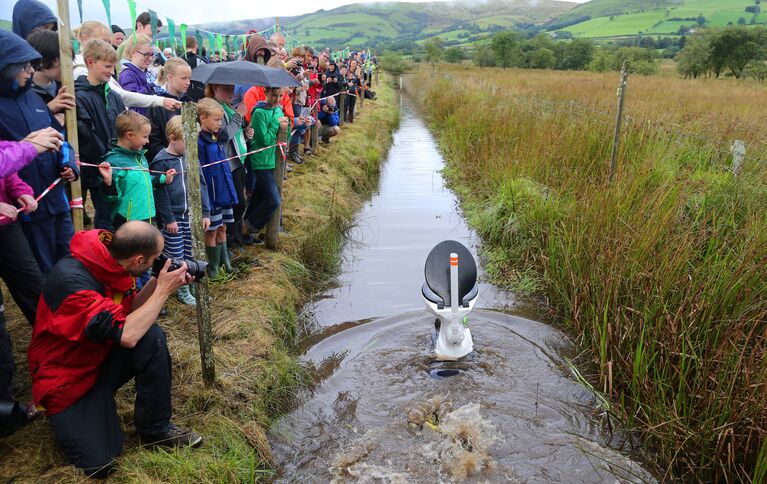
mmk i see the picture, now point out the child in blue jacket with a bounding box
[197,98,238,278]
[0,30,79,274]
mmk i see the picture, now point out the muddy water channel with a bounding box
[271,101,654,483]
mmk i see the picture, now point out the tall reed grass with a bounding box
[412,65,767,481]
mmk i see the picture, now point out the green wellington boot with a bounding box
[219,241,236,274]
[205,245,220,279]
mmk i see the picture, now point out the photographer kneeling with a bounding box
[28,221,202,478]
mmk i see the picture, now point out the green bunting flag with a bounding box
[195,29,204,56]
[127,0,137,40]
[216,34,223,55]
[242,35,248,50]
[148,9,158,43]
[166,17,176,53]
[76,0,83,23]
[207,32,215,54]
[101,0,111,28]
[179,23,187,51]
[225,35,231,56]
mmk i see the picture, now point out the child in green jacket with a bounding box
[244,87,289,240]
[99,110,175,228]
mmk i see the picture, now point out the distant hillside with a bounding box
[554,0,677,25]
[552,0,767,39]
[194,0,576,49]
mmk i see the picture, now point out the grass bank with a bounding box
[0,77,399,482]
[409,65,767,481]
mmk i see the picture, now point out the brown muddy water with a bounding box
[270,101,655,483]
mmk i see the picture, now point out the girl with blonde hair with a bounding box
[118,34,155,115]
[145,57,192,162]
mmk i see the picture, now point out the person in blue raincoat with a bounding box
[0,29,79,274]
[12,0,58,40]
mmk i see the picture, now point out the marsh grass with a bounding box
[0,77,399,482]
[412,65,767,481]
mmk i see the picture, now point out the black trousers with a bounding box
[48,324,173,478]
[226,165,247,245]
[0,223,43,324]
[0,290,13,402]
[344,94,356,123]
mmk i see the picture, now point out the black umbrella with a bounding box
[190,60,301,87]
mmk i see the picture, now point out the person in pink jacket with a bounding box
[0,127,62,438]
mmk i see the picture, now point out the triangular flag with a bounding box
[127,0,137,40]
[101,0,111,28]
[166,17,176,53]
[195,30,204,56]
[207,32,215,54]
[216,34,223,56]
[76,0,83,23]
[179,23,187,52]
[148,9,158,43]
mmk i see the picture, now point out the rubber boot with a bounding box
[219,242,235,274]
[176,285,197,305]
[205,245,220,279]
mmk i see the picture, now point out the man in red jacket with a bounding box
[28,221,201,477]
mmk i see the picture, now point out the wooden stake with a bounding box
[265,126,288,250]
[182,103,215,386]
[609,61,629,182]
[56,0,83,231]
[338,93,346,126]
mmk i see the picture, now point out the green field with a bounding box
[561,0,766,38]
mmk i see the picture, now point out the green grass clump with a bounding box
[413,67,767,481]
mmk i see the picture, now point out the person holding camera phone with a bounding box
[28,222,203,478]
[321,61,343,99]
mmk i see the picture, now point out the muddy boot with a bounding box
[205,245,220,279]
[219,242,236,274]
[176,285,197,306]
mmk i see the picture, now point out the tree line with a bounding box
[676,26,767,80]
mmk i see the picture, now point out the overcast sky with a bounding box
[2,0,589,29]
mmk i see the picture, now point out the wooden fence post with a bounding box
[375,68,379,86]
[338,92,346,126]
[609,61,629,182]
[182,103,215,386]
[56,0,83,231]
[730,140,746,175]
[265,126,288,249]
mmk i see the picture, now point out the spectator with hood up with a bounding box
[232,33,271,107]
[0,29,79,274]
[12,0,57,40]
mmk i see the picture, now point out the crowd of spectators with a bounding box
[0,0,378,477]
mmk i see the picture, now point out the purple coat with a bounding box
[119,62,152,115]
[0,140,36,225]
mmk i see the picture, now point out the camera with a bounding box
[152,254,208,280]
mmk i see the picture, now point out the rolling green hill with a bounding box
[554,0,767,39]
[193,0,576,49]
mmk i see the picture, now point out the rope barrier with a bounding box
[1,141,289,222]
[77,142,288,175]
